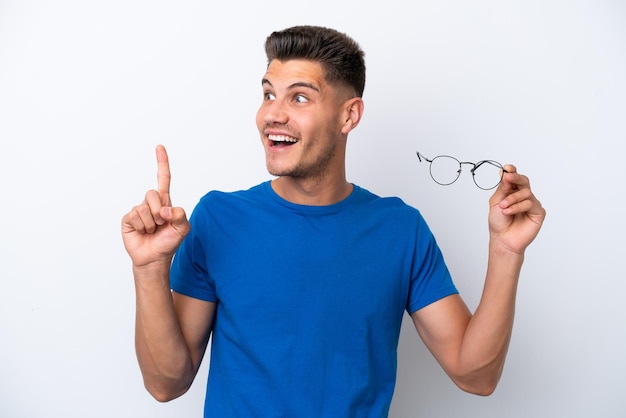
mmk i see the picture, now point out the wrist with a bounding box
[487,239,525,274]
[132,259,172,284]
[489,233,527,256]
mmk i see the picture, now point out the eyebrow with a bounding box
[261,78,320,93]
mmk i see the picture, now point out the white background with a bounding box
[1,1,624,417]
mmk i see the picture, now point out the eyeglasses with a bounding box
[416,152,507,190]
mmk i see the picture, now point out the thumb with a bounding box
[489,164,517,205]
[160,206,191,236]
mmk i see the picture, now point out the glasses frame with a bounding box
[416,151,507,190]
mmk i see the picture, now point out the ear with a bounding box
[340,97,364,135]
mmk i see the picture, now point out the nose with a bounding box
[259,98,288,125]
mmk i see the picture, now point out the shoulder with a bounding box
[349,185,431,234]
[353,185,421,216]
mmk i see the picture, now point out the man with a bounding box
[121,25,546,417]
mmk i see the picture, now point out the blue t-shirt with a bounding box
[170,181,457,417]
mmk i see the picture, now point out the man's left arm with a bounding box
[411,165,546,395]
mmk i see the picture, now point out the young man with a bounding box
[122,25,546,417]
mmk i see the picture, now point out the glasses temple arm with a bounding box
[415,151,433,163]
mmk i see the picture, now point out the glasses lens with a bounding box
[473,160,503,190]
[430,156,461,185]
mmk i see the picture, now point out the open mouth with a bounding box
[269,134,298,148]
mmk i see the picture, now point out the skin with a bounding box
[257,59,363,205]
[121,58,546,401]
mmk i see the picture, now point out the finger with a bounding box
[155,144,171,205]
[490,164,518,204]
[499,188,533,214]
[500,165,524,190]
[145,189,165,225]
[502,197,546,229]
[503,164,517,174]
[121,210,144,234]
[492,165,531,203]
[136,201,160,233]
[122,204,157,234]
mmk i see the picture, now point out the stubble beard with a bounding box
[267,136,337,180]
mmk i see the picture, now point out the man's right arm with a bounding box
[122,145,214,401]
[133,263,215,401]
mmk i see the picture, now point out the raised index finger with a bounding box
[155,144,171,203]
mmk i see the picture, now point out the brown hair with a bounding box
[264,25,366,98]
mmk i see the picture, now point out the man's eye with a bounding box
[294,94,308,103]
[264,92,276,101]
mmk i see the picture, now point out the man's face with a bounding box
[256,59,349,180]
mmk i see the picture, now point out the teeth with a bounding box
[268,134,297,143]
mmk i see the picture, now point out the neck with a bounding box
[270,175,353,206]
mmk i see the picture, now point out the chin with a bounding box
[266,158,293,177]
[266,164,287,177]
